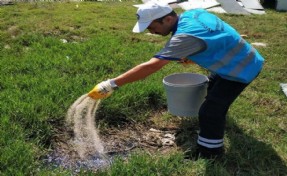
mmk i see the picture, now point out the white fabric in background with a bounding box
[280,83,287,97]
[177,0,220,11]
[207,6,227,13]
[141,0,178,4]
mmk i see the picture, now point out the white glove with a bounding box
[88,79,118,99]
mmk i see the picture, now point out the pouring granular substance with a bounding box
[42,94,114,173]
[66,94,107,159]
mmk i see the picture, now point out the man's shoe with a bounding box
[184,144,224,160]
[196,144,224,159]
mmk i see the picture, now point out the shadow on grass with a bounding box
[175,117,287,175]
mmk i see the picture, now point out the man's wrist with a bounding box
[109,79,119,90]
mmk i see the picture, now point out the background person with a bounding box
[88,2,264,159]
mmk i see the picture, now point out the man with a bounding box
[88,2,264,159]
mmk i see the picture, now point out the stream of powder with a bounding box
[66,94,105,159]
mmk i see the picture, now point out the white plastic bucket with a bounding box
[163,73,208,117]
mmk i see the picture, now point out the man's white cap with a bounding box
[133,2,173,33]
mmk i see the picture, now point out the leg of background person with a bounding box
[197,74,248,158]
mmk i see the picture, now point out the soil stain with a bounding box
[43,108,199,173]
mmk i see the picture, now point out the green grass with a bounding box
[0,1,287,175]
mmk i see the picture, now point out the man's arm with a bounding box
[113,58,170,87]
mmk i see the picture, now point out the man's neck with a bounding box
[171,16,179,35]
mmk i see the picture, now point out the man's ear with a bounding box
[163,15,174,24]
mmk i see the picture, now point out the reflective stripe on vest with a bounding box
[229,47,256,78]
[207,38,256,78]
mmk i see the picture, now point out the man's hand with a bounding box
[178,58,195,67]
[88,79,117,99]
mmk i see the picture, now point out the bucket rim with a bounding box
[162,72,209,87]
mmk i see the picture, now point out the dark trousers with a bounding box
[198,73,249,148]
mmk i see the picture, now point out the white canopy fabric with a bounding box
[140,0,267,15]
[177,0,220,11]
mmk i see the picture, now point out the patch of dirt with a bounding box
[46,111,199,172]
[7,25,20,38]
